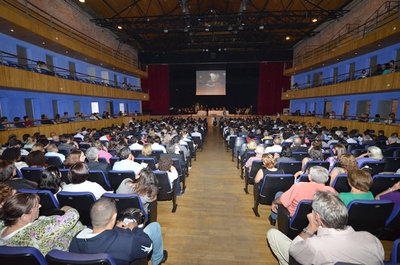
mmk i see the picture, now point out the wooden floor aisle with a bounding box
[156,126,277,265]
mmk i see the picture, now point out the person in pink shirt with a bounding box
[93,140,113,164]
[268,166,336,226]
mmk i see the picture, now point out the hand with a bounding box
[306,212,319,234]
[272,202,279,213]
[60,206,72,212]
[274,153,280,159]
[392,182,400,191]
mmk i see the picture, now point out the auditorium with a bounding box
[0,0,399,264]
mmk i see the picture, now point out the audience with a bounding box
[339,169,374,206]
[38,166,64,195]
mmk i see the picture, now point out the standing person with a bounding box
[267,190,384,265]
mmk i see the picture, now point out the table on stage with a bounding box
[209,110,228,116]
[197,110,207,116]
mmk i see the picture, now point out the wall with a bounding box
[0,89,141,121]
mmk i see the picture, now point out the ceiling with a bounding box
[74,0,353,64]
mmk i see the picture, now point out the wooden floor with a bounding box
[156,126,393,265]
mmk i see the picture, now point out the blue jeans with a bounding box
[143,222,164,265]
[270,191,284,220]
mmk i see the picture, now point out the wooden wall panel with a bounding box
[281,72,400,100]
[0,66,149,101]
[0,116,150,143]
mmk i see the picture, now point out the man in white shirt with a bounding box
[112,147,144,175]
[267,190,384,265]
[128,136,143,151]
[45,144,66,162]
[190,127,202,140]
[265,136,282,154]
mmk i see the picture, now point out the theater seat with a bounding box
[0,246,47,265]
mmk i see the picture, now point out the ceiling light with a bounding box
[164,29,168,33]
[206,49,209,52]
[239,25,243,30]
[285,36,290,40]
[259,25,264,30]
[10,29,14,32]
[228,25,233,31]
[42,42,45,45]
[79,0,85,2]
[117,25,122,30]
[312,18,318,23]
[205,28,209,32]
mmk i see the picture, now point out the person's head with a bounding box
[63,150,85,168]
[166,144,176,154]
[332,144,346,157]
[0,192,40,226]
[39,166,61,194]
[46,144,58,153]
[68,162,89,184]
[293,137,302,146]
[309,166,329,184]
[141,143,153,156]
[90,197,117,229]
[348,169,373,192]
[0,183,15,208]
[31,143,45,152]
[273,136,281,145]
[119,147,132,160]
[85,147,99,162]
[280,146,292,158]
[158,155,173,171]
[247,140,257,150]
[261,153,276,169]
[311,190,348,229]
[388,136,398,144]
[1,148,21,162]
[367,146,383,160]
[116,208,145,228]
[310,140,322,150]
[309,148,323,161]
[25,150,46,167]
[0,160,16,182]
[254,145,265,156]
[133,167,159,198]
[338,154,358,172]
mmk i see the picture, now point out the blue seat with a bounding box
[370,174,400,197]
[102,193,148,221]
[0,245,47,265]
[107,170,135,191]
[384,238,400,264]
[154,170,178,213]
[347,200,394,237]
[21,167,44,185]
[45,156,63,168]
[88,170,112,191]
[381,204,400,241]
[57,191,96,226]
[304,161,330,171]
[383,157,400,172]
[244,159,262,194]
[331,174,351,193]
[19,189,60,216]
[360,161,386,175]
[134,157,157,170]
[277,161,302,175]
[278,200,313,239]
[46,249,117,265]
[253,174,295,217]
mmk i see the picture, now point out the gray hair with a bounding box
[90,197,117,228]
[367,146,383,160]
[312,190,348,229]
[309,166,329,184]
[46,144,58,152]
[255,145,265,155]
[85,147,99,162]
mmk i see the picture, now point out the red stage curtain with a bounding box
[258,62,290,115]
[141,65,170,115]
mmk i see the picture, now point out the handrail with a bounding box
[1,0,145,71]
[0,50,146,93]
[289,1,399,69]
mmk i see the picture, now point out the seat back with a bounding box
[277,161,302,175]
[381,204,400,241]
[57,191,96,226]
[347,200,394,237]
[360,161,386,175]
[58,148,70,157]
[108,170,135,191]
[109,157,120,168]
[370,174,400,197]
[21,167,44,185]
[278,200,313,240]
[305,161,330,171]
[350,149,367,157]
[88,170,112,191]
[46,249,117,265]
[45,156,63,168]
[247,160,263,184]
[134,157,157,170]
[153,150,164,161]
[292,152,308,161]
[233,137,246,158]
[259,174,295,205]
[102,193,148,221]
[38,190,60,215]
[131,149,142,158]
[331,174,351,193]
[191,136,203,149]
[389,238,400,264]
[154,170,178,212]
[383,157,400,172]
[0,246,47,265]
[227,135,237,151]
[59,168,70,184]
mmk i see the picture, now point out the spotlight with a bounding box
[79,0,85,2]
[164,29,168,33]
[311,18,318,23]
[259,25,264,30]
[117,25,122,30]
[205,28,209,32]
[285,36,290,40]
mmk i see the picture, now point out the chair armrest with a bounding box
[278,204,291,236]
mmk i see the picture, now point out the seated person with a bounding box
[245,145,264,172]
[62,150,85,168]
[69,197,167,265]
[267,190,384,265]
[85,147,111,178]
[375,181,400,214]
[0,192,84,255]
[329,153,359,185]
[269,166,336,226]
[0,160,37,190]
[112,147,144,175]
[339,169,374,206]
[0,147,28,170]
[62,162,108,199]
[356,146,383,168]
[38,166,64,196]
[45,144,66,162]
[136,143,158,163]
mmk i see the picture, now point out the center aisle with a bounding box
[156,126,277,265]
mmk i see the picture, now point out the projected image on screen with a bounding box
[196,70,226,95]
